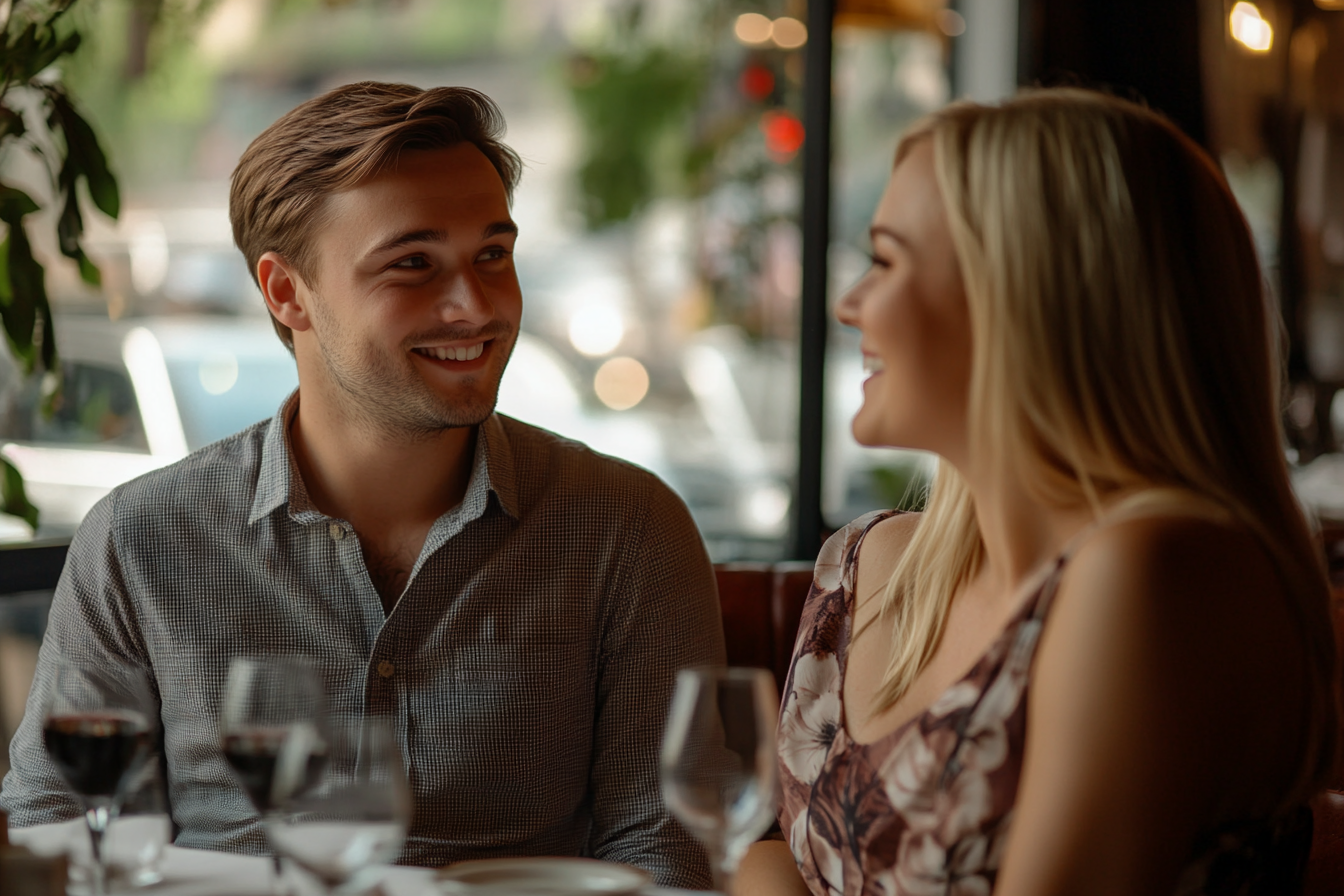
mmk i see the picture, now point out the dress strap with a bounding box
[841,508,907,598]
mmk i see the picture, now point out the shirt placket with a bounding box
[323,518,401,716]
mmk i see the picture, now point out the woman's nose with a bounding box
[835,283,862,328]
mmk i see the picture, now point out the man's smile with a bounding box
[413,341,488,362]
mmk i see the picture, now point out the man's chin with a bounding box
[425,388,501,431]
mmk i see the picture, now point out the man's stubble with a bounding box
[304,291,516,441]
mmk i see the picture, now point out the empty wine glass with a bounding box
[219,655,327,892]
[264,715,410,894]
[661,666,780,895]
[41,659,156,896]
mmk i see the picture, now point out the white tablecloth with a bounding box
[8,822,688,896]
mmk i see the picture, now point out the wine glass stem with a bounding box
[705,839,735,895]
[84,804,111,896]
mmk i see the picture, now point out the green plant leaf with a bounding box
[0,107,26,142]
[3,23,42,81]
[56,184,83,251]
[0,221,46,374]
[0,232,9,308]
[1,456,40,532]
[53,186,99,285]
[22,29,81,79]
[45,89,119,219]
[35,291,55,370]
[0,186,40,222]
[76,253,99,286]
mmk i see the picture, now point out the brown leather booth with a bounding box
[713,562,814,694]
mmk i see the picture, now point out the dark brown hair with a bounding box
[229,81,523,348]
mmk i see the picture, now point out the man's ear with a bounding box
[257,252,313,334]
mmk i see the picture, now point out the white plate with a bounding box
[437,857,651,896]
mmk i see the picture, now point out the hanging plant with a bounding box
[1,0,119,530]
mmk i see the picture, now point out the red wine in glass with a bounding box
[219,656,326,895]
[223,729,328,813]
[43,714,150,797]
[41,662,156,896]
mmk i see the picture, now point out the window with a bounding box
[0,361,148,452]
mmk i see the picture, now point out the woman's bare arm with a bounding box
[734,840,811,896]
[993,514,1306,896]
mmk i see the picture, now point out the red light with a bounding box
[739,64,775,101]
[761,111,805,160]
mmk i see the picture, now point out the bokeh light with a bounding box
[1230,2,1272,52]
[569,304,625,357]
[937,10,967,37]
[770,17,808,49]
[739,64,775,101]
[761,111,805,160]
[734,13,773,45]
[199,352,239,395]
[594,357,650,411]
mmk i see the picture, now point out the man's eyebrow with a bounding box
[367,229,448,257]
[366,222,518,257]
[869,224,913,250]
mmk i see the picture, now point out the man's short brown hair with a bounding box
[229,81,523,349]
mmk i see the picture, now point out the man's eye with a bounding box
[478,247,511,263]
[391,256,429,270]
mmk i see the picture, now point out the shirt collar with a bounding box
[247,392,521,525]
[248,391,298,525]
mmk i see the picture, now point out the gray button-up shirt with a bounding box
[2,397,724,887]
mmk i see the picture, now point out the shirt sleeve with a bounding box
[585,474,726,888]
[1,491,157,826]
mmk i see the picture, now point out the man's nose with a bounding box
[437,267,495,325]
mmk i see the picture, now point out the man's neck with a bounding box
[287,393,478,611]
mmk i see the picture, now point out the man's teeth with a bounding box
[863,355,885,374]
[421,344,484,361]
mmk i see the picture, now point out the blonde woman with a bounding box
[742,90,1338,896]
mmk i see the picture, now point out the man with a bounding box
[1,82,724,887]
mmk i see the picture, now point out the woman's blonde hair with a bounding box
[873,88,1337,803]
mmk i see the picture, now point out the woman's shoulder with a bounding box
[1063,502,1282,614]
[1035,501,1309,818]
[813,509,920,595]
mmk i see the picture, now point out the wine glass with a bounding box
[219,655,327,891]
[41,659,155,896]
[264,715,410,894]
[661,666,780,895]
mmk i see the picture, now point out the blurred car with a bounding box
[0,314,791,557]
[0,313,300,537]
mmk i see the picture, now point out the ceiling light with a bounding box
[1230,2,1273,52]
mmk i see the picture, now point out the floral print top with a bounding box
[777,510,1312,896]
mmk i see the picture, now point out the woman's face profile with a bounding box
[836,139,971,464]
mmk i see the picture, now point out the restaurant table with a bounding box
[8,822,689,896]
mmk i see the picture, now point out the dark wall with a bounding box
[1018,0,1208,147]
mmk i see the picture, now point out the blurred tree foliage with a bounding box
[563,0,807,336]
[567,47,703,228]
[564,0,797,226]
[1,0,120,529]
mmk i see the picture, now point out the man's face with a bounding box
[294,143,521,437]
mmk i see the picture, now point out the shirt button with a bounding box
[329,523,345,541]
[377,661,395,679]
